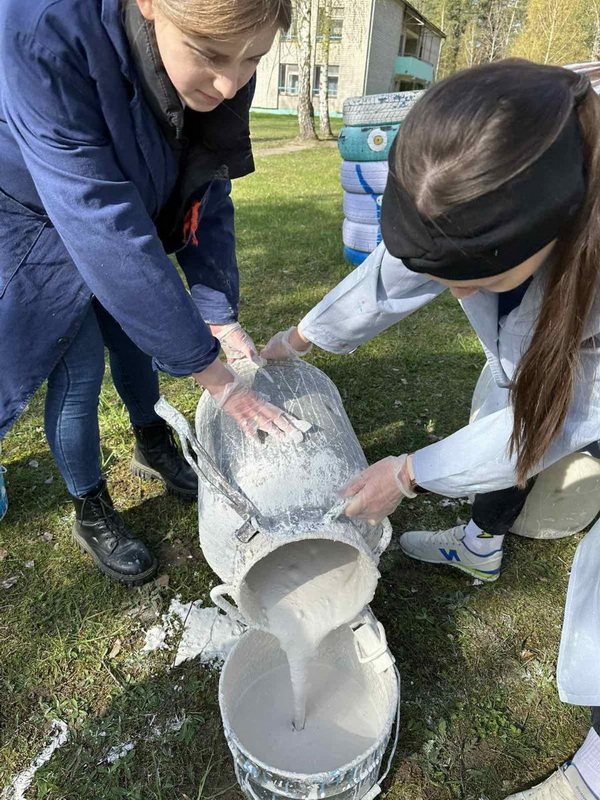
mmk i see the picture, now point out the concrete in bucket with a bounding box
[220,616,399,800]
[470,363,600,538]
[156,360,391,627]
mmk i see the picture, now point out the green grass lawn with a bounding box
[0,126,588,799]
[250,111,342,150]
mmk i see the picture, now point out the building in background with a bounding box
[252,0,445,115]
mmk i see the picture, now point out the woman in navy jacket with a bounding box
[0,0,305,585]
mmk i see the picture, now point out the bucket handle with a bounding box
[210,584,247,626]
[154,397,263,543]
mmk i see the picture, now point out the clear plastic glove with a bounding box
[209,365,312,443]
[211,323,266,367]
[339,455,417,525]
[261,326,313,360]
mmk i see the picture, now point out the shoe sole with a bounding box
[399,546,500,582]
[130,459,197,502]
[72,526,158,587]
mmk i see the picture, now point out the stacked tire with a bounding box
[339,90,423,267]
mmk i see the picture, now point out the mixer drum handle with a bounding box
[154,397,264,543]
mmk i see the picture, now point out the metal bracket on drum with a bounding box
[154,397,263,542]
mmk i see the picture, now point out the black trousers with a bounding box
[471,478,537,536]
[593,707,600,735]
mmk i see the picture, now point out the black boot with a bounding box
[72,481,157,587]
[130,422,197,500]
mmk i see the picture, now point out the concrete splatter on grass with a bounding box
[141,596,244,668]
[1,720,69,800]
[102,742,135,765]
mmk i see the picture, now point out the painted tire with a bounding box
[343,91,424,126]
[338,124,400,162]
[340,160,388,194]
[343,246,369,267]
[343,191,382,225]
[343,219,382,252]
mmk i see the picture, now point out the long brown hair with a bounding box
[394,59,600,485]
[155,0,292,38]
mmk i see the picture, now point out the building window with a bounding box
[419,31,438,66]
[317,6,344,39]
[399,9,438,65]
[279,63,299,94]
[394,77,426,92]
[313,65,339,97]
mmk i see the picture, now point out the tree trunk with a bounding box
[318,4,333,139]
[296,0,317,141]
[319,62,333,137]
[593,1,600,60]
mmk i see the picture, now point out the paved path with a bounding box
[255,139,338,157]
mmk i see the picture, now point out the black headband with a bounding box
[380,113,587,280]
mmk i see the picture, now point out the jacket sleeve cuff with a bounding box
[153,336,221,377]
[190,284,238,325]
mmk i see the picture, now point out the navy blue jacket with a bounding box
[0,0,246,437]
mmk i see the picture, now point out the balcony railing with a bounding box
[394,55,434,84]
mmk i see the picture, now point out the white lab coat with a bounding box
[300,243,600,496]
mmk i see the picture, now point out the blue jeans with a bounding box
[45,301,161,497]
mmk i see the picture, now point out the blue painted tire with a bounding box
[343,191,382,225]
[343,247,369,267]
[343,219,382,252]
[338,124,400,162]
[340,160,389,194]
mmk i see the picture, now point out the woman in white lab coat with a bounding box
[263,59,600,799]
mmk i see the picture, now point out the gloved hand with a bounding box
[261,326,313,360]
[339,455,417,525]
[210,322,266,367]
[196,361,311,443]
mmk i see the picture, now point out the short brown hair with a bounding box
[155,0,292,39]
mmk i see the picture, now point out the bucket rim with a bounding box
[218,627,399,784]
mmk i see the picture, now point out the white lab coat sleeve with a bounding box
[299,243,445,354]
[412,347,600,496]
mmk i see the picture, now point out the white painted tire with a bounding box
[340,160,388,194]
[343,191,382,225]
[342,219,381,252]
[343,91,424,126]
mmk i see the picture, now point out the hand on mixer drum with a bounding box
[156,357,400,800]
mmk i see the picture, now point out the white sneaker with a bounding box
[399,525,502,582]
[505,763,599,800]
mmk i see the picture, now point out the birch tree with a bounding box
[510,0,591,65]
[591,0,600,60]
[295,0,317,140]
[316,0,335,138]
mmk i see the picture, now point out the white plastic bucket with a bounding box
[220,619,399,800]
[155,361,391,627]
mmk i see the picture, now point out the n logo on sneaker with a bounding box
[439,548,460,562]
